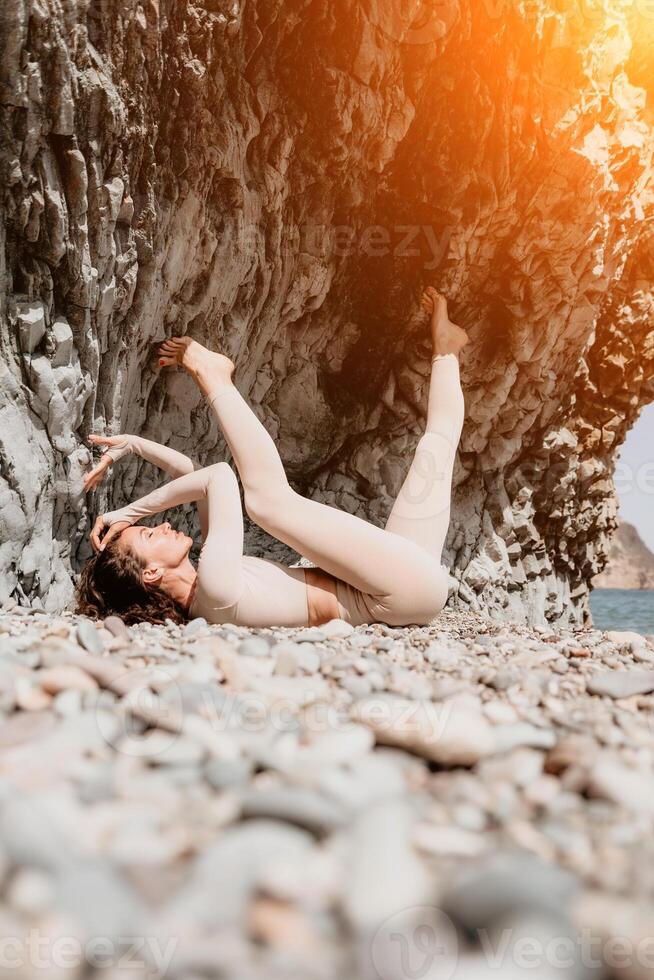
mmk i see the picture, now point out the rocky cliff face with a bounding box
[1,0,653,623]
[593,520,654,590]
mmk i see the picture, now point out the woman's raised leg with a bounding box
[384,289,467,561]
[157,336,440,597]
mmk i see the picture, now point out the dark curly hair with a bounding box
[75,537,188,626]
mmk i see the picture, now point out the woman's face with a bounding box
[119,522,193,574]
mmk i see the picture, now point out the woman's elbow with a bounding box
[207,461,236,481]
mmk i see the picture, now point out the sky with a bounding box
[614,401,654,553]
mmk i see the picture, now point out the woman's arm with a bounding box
[195,464,245,610]
[102,434,195,479]
[95,462,245,610]
[89,434,209,539]
[101,462,227,530]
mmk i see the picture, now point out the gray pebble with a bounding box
[161,820,312,930]
[273,642,321,676]
[205,757,254,790]
[103,615,130,639]
[274,647,299,677]
[145,732,207,767]
[443,853,578,936]
[53,689,83,716]
[375,637,395,651]
[494,722,557,753]
[342,675,372,698]
[320,619,354,638]
[76,619,104,654]
[76,764,115,804]
[586,669,654,699]
[425,644,458,667]
[18,649,41,669]
[367,669,386,690]
[349,634,374,648]
[7,867,53,914]
[486,668,520,691]
[297,646,321,673]
[241,786,346,835]
[238,636,270,657]
[294,627,327,642]
[183,617,209,638]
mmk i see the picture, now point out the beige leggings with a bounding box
[207,353,465,625]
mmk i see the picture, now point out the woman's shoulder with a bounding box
[188,584,239,623]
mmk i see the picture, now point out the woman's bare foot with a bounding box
[158,337,235,393]
[420,287,469,357]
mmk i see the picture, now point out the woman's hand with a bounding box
[84,434,131,492]
[90,514,133,553]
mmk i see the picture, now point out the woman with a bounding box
[77,288,468,627]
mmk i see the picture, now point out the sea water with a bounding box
[589,588,654,635]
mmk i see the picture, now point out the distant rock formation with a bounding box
[1,1,653,624]
[592,521,654,591]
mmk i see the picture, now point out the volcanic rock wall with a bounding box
[1,0,653,623]
[592,520,654,590]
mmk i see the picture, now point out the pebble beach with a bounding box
[1,605,653,979]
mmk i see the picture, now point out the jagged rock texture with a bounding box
[1,0,653,623]
[592,520,654,590]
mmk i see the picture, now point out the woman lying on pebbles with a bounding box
[77,288,468,628]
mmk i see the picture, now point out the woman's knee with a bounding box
[390,563,449,625]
